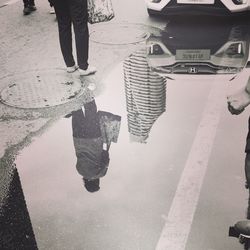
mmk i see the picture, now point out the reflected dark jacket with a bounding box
[73,137,109,180]
[71,101,119,180]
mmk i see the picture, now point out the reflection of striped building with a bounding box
[124,49,167,143]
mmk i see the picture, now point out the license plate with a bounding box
[176,50,211,61]
[177,0,214,4]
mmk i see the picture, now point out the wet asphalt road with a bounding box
[1,0,250,249]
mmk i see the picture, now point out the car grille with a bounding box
[154,62,242,74]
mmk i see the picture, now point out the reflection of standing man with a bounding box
[49,0,96,75]
[71,100,121,192]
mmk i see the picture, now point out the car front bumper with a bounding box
[146,0,250,15]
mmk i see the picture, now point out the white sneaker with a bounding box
[78,66,97,76]
[50,8,55,14]
[67,65,78,73]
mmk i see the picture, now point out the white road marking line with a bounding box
[156,82,226,250]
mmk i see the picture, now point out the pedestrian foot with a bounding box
[78,66,97,76]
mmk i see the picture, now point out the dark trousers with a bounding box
[53,0,89,70]
[23,0,34,7]
[245,117,250,191]
[72,101,101,139]
[246,117,250,153]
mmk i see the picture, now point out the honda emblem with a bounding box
[188,67,198,74]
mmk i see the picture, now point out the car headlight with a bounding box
[225,43,244,57]
[232,0,247,5]
[217,67,242,74]
[148,44,164,55]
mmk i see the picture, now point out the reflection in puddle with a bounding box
[124,49,167,143]
[71,99,121,192]
[147,19,250,77]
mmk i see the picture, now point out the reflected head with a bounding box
[83,178,100,193]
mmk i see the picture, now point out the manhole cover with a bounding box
[90,23,151,45]
[0,69,84,109]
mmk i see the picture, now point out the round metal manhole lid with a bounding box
[0,69,84,109]
[90,23,151,45]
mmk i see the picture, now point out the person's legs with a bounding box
[69,0,89,70]
[53,0,75,68]
[245,117,250,188]
[72,109,86,138]
[28,0,36,11]
[23,0,36,14]
[29,0,35,7]
[23,0,31,15]
[83,100,101,138]
[29,0,36,11]
[72,101,101,138]
[23,0,29,7]
[246,153,250,219]
[246,154,250,189]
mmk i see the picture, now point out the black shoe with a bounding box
[23,6,32,15]
[28,5,37,11]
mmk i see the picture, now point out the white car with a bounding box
[145,0,250,16]
[146,22,250,78]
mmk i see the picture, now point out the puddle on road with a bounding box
[14,99,169,250]
[7,59,171,250]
